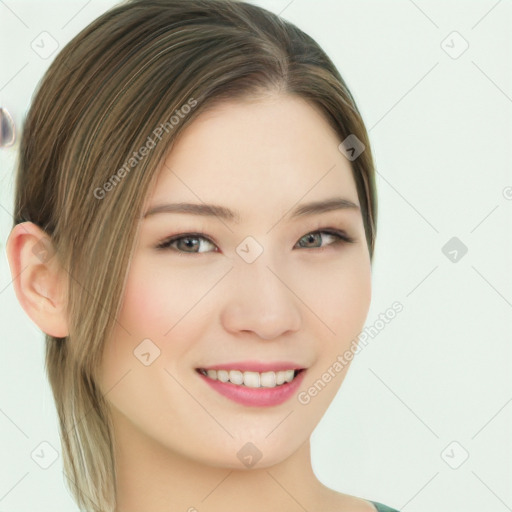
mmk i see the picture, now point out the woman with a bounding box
[6,1,399,511]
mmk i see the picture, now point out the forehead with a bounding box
[145,94,359,223]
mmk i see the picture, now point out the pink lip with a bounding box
[197,361,305,372]
[197,369,306,407]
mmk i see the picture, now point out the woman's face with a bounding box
[98,93,372,469]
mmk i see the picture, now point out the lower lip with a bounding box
[197,370,306,407]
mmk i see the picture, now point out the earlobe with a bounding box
[6,222,70,338]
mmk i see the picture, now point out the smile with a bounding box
[196,368,303,388]
[195,366,307,407]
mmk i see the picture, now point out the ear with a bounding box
[5,222,69,338]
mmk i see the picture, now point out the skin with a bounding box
[6,93,375,512]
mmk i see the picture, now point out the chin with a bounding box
[175,434,305,470]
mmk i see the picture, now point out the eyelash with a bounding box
[155,228,355,256]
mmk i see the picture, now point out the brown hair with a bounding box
[12,0,377,510]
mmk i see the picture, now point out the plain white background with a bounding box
[1,1,511,511]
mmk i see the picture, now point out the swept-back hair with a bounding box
[12,1,377,509]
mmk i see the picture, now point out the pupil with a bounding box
[303,233,319,247]
[182,237,198,251]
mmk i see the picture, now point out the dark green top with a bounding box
[369,501,400,512]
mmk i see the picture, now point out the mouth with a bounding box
[194,364,307,407]
[195,368,305,388]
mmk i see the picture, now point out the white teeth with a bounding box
[283,369,295,383]
[200,368,299,388]
[217,370,229,383]
[229,370,244,385]
[243,371,260,388]
[260,371,276,388]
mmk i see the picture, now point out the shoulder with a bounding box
[319,490,385,512]
[369,501,401,512]
[318,488,399,512]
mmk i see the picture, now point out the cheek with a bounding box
[118,258,206,339]
[334,261,371,330]
[302,250,372,341]
[99,259,185,382]
[98,258,212,420]
[106,257,224,377]
[293,253,371,411]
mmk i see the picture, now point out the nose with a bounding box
[220,256,302,340]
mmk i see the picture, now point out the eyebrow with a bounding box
[142,197,360,222]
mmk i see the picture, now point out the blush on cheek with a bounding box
[118,261,179,333]
[117,263,216,360]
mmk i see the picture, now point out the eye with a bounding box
[156,233,217,254]
[295,229,355,250]
[155,228,355,255]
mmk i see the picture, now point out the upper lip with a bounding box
[196,361,306,372]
